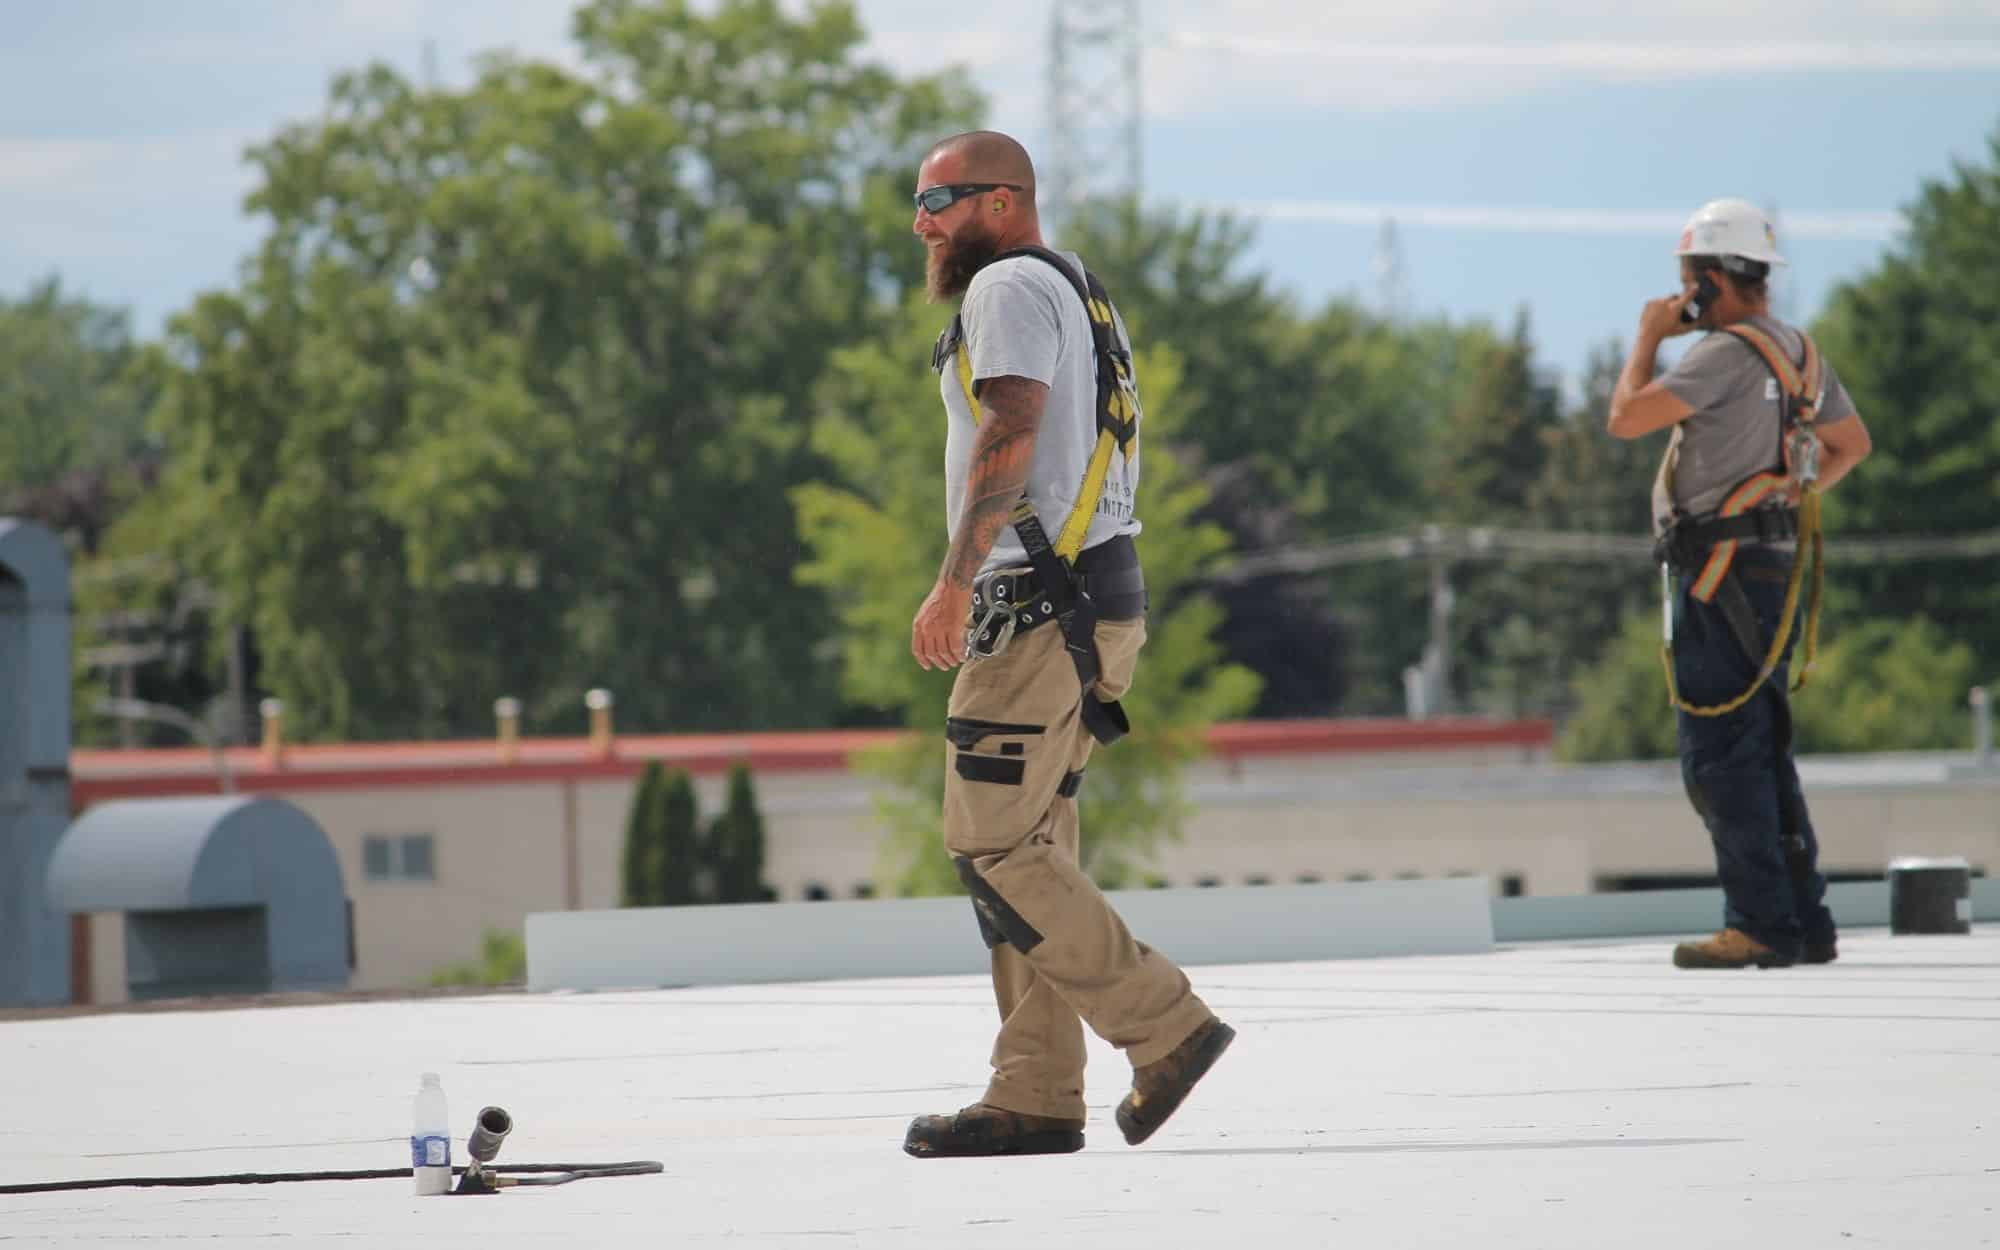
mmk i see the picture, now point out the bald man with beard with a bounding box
[902,130,1234,1159]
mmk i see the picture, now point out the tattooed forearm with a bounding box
[941,375,1047,588]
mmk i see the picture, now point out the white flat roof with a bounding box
[4,931,1996,1247]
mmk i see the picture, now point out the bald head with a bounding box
[913,130,1045,292]
[925,130,1037,204]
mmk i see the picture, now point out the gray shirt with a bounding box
[1651,314,1857,534]
[941,250,1143,573]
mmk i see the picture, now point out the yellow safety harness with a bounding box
[939,246,1140,559]
[1659,323,1827,717]
[932,246,1143,744]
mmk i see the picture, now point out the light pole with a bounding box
[94,698,236,795]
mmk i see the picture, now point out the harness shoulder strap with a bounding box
[990,247,1140,449]
[942,248,1141,562]
[1723,323,1824,424]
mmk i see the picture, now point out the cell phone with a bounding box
[1680,272,1721,324]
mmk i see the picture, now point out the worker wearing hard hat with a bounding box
[1606,198,1873,970]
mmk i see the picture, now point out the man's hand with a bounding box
[911,579,974,671]
[1638,289,1699,343]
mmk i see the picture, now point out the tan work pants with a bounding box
[942,615,1214,1121]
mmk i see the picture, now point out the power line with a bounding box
[1206,523,2000,585]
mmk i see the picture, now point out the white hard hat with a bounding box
[1674,198,1787,267]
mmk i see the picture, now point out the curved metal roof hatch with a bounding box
[48,796,351,1000]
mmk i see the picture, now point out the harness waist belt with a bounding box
[1068,534,1146,619]
[1655,507,1798,570]
[973,538,1144,626]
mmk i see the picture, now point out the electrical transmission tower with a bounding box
[1764,198,1797,323]
[1372,217,1410,321]
[1044,0,1143,235]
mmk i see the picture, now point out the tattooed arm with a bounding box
[911,375,1047,670]
[941,375,1047,588]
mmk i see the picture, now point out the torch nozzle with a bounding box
[468,1106,512,1165]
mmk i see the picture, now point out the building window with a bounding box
[363,834,437,882]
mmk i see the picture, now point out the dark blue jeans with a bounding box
[1671,546,1835,959]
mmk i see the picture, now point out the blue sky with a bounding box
[4,0,1997,390]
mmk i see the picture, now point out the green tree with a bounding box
[621,759,667,906]
[708,761,775,903]
[1058,205,1438,715]
[1555,611,1679,763]
[1791,618,1978,753]
[1811,120,2000,680]
[794,293,1261,895]
[1558,612,1979,763]
[428,928,528,987]
[1056,206,1299,471]
[658,766,702,905]
[1429,313,1562,525]
[0,277,158,554]
[1492,338,1662,719]
[1421,313,1565,715]
[133,0,978,742]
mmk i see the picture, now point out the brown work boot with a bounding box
[1115,1018,1236,1146]
[1672,928,1795,969]
[903,1102,1084,1159]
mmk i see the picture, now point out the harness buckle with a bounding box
[965,566,1037,662]
[1786,424,1820,488]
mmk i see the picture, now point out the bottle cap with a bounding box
[421,1072,441,1084]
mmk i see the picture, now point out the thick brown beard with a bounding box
[925,227,1002,302]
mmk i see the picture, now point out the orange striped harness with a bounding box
[1657,322,1829,717]
[1664,323,1824,603]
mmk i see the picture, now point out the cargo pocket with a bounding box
[944,716,1048,845]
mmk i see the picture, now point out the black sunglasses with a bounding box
[913,182,1023,214]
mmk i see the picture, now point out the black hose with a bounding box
[0,1161,664,1196]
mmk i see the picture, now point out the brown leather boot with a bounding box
[903,1102,1084,1158]
[1672,928,1795,969]
[1115,1018,1236,1146]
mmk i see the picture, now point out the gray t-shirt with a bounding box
[1651,314,1857,534]
[941,250,1142,573]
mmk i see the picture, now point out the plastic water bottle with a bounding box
[411,1072,452,1196]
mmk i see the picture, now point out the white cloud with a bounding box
[1164,34,2000,76]
[0,133,257,195]
[1206,198,1904,242]
[1139,0,2000,114]
[866,28,1043,138]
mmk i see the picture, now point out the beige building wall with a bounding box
[74,751,2000,1002]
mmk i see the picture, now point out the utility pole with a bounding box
[95,698,235,794]
[1044,0,1143,236]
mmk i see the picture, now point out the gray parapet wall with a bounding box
[1492,877,2000,942]
[525,876,1498,992]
